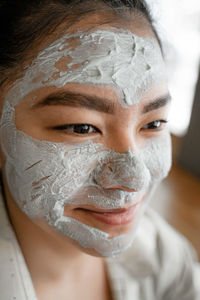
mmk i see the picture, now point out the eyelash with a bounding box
[141,119,168,131]
[53,120,168,135]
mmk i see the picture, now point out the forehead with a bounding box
[4,26,166,109]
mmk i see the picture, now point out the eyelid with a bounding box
[53,123,99,129]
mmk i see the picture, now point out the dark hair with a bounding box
[0,0,159,86]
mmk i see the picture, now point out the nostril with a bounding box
[108,166,113,172]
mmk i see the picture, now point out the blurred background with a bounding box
[148,0,200,260]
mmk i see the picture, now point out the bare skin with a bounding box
[0,12,171,300]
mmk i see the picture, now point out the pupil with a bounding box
[74,124,90,133]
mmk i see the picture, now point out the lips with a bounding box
[75,204,140,226]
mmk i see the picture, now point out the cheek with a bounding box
[142,134,172,182]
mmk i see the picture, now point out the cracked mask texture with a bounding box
[4,29,166,108]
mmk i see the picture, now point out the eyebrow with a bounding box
[142,93,172,113]
[32,91,115,114]
[32,91,171,114]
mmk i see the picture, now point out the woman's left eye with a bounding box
[142,120,168,130]
[53,123,100,135]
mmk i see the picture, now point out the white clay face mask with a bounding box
[0,28,171,257]
[5,28,166,107]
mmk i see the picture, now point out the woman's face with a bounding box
[0,17,172,257]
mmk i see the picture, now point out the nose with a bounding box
[93,148,150,192]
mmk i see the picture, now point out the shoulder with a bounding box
[0,191,37,300]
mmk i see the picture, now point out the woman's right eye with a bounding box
[52,124,101,135]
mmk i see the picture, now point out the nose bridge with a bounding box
[93,148,150,191]
[105,121,138,154]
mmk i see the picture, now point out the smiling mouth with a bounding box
[74,203,140,226]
